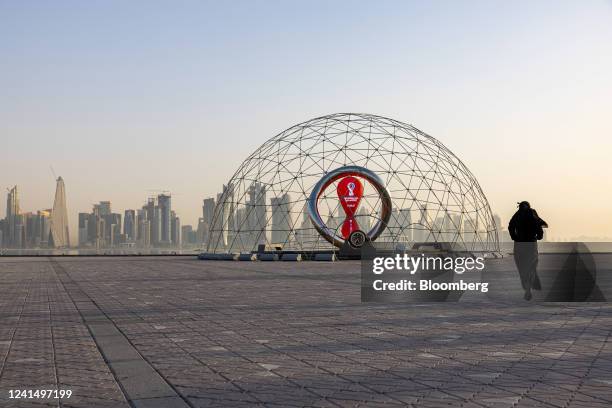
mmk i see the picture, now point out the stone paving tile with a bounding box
[0,256,612,407]
[0,258,129,408]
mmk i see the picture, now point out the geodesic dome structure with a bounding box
[207,113,499,254]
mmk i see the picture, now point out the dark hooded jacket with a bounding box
[508,207,546,242]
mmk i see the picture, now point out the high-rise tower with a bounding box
[124,210,136,241]
[157,194,172,244]
[5,186,20,247]
[202,198,215,225]
[271,193,291,245]
[49,177,70,248]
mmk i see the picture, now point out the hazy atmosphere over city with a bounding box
[3,3,612,408]
[2,0,612,242]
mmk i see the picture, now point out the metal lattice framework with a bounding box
[207,113,499,254]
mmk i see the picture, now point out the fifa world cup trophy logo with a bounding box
[307,165,392,249]
[337,176,364,239]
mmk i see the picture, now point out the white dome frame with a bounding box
[207,113,499,254]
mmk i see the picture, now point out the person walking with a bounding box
[508,201,548,300]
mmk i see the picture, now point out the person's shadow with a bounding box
[544,243,606,302]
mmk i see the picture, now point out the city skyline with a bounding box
[1,1,611,240]
[2,175,602,250]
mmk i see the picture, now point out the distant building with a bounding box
[124,210,136,241]
[270,193,291,245]
[462,216,479,249]
[137,209,151,247]
[23,212,35,247]
[414,206,430,243]
[143,198,157,244]
[14,214,24,248]
[152,206,162,245]
[0,182,186,250]
[4,185,20,248]
[431,212,455,243]
[158,194,172,244]
[213,184,234,248]
[199,197,216,246]
[196,218,207,245]
[49,177,70,248]
[97,201,111,216]
[386,208,412,243]
[32,210,51,247]
[106,213,122,246]
[171,211,181,247]
[493,213,511,242]
[78,212,89,246]
[203,198,215,225]
[79,201,121,248]
[247,183,266,247]
[131,194,181,248]
[296,207,314,246]
[181,225,197,246]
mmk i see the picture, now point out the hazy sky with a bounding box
[1,0,611,241]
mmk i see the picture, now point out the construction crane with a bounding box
[146,189,172,195]
[145,189,182,201]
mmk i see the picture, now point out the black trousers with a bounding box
[513,242,541,291]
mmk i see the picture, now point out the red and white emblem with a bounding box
[337,176,364,239]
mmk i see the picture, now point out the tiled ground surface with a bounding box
[0,256,611,408]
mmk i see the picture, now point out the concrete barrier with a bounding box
[281,253,302,262]
[238,253,257,261]
[198,253,218,260]
[199,253,245,261]
[314,253,336,261]
[218,253,239,261]
[259,253,279,261]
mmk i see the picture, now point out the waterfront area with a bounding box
[1,256,611,407]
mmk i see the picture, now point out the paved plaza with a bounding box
[0,256,611,408]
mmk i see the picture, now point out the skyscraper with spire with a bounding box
[4,186,20,247]
[49,176,70,248]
